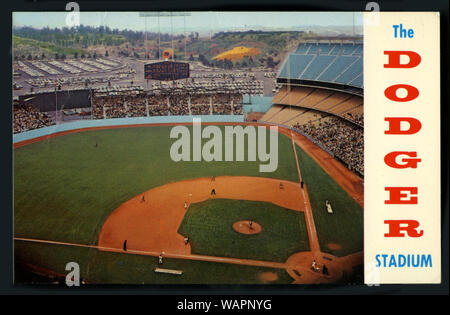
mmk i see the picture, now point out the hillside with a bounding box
[13,36,87,59]
[185,30,307,69]
[13,26,309,69]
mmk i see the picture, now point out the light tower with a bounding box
[139,12,191,61]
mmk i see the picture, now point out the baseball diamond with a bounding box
[14,122,363,284]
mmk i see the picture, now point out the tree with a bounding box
[266,56,276,69]
[198,54,210,66]
[224,59,233,69]
[74,52,78,58]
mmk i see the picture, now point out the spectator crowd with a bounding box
[294,115,364,175]
[13,103,55,134]
[91,91,243,119]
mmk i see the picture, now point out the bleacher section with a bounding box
[279,42,363,89]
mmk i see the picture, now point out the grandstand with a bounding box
[262,86,363,125]
[261,39,364,177]
[278,42,363,90]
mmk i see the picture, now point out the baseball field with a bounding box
[13,123,363,284]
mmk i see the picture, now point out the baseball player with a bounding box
[311,260,320,272]
[322,264,329,275]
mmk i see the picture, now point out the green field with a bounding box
[178,199,309,262]
[14,125,363,284]
[14,126,299,245]
[295,145,363,257]
[14,241,293,284]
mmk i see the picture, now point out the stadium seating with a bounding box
[317,56,358,82]
[278,42,363,88]
[275,87,313,106]
[267,41,364,176]
[301,55,336,80]
[297,89,333,108]
[271,86,289,104]
[287,110,327,126]
[334,58,363,86]
[269,106,306,124]
[260,104,285,121]
[278,54,314,79]
[269,86,362,124]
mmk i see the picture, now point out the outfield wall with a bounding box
[13,115,245,144]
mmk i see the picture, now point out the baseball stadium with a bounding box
[13,12,364,285]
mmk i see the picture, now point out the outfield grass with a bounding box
[178,199,309,262]
[14,125,298,246]
[14,125,300,283]
[295,144,363,257]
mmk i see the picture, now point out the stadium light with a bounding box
[139,12,191,61]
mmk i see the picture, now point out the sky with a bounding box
[13,11,363,34]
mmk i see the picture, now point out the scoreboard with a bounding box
[144,61,190,81]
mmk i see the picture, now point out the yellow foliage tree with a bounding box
[212,46,261,62]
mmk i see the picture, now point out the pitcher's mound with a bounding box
[232,221,262,235]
